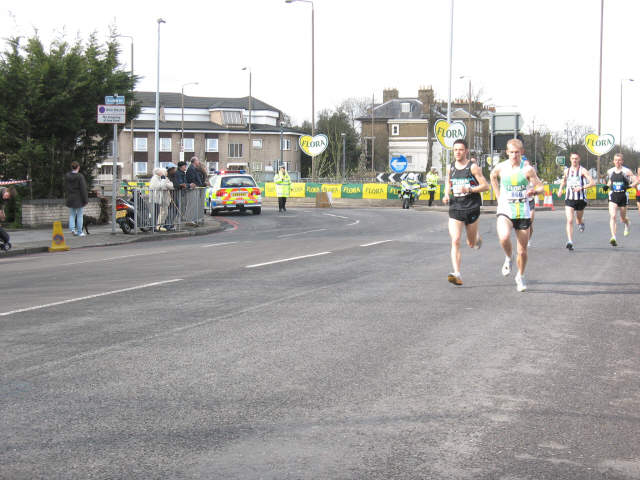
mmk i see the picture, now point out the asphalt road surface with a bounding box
[1,206,639,479]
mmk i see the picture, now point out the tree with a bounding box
[0,33,138,198]
[315,108,360,179]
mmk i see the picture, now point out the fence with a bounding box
[122,186,206,234]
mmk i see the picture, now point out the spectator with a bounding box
[65,161,89,236]
[186,156,205,187]
[0,186,17,250]
[149,167,174,232]
[165,163,179,231]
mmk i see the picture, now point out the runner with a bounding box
[442,139,489,286]
[606,153,637,246]
[636,166,640,216]
[490,138,544,292]
[556,152,595,250]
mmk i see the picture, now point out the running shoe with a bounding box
[624,222,630,237]
[527,240,532,248]
[578,223,585,233]
[565,241,574,251]
[447,273,463,286]
[609,237,618,247]
[515,273,527,292]
[501,257,512,276]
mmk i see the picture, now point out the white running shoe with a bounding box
[578,223,585,233]
[515,273,527,292]
[473,234,482,250]
[501,257,512,276]
[624,222,630,237]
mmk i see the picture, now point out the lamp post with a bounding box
[154,18,166,170]
[242,67,252,170]
[596,0,604,178]
[445,0,454,168]
[285,0,314,176]
[341,132,346,179]
[619,78,634,153]
[112,34,134,180]
[459,75,472,153]
[181,81,198,162]
[279,121,284,171]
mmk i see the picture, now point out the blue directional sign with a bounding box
[390,155,408,173]
[105,96,125,105]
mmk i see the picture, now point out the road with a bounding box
[1,206,639,479]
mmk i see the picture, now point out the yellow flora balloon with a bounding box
[584,133,615,156]
[434,119,466,150]
[299,134,329,156]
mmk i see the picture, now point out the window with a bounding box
[160,161,172,170]
[206,138,219,152]
[401,102,411,113]
[252,139,263,149]
[160,137,171,152]
[228,143,243,158]
[183,138,194,152]
[222,110,243,125]
[134,162,147,175]
[221,176,257,188]
[391,124,399,136]
[207,161,219,173]
[281,139,291,151]
[252,162,263,171]
[134,137,148,152]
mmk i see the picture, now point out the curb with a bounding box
[1,224,225,258]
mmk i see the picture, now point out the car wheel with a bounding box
[252,207,261,215]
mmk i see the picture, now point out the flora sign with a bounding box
[299,134,329,156]
[434,119,466,150]
[584,133,615,156]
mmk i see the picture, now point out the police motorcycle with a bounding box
[399,174,422,209]
[115,188,152,234]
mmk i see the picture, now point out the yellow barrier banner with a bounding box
[321,184,342,199]
[363,183,388,199]
[586,186,597,200]
[264,182,276,197]
[290,182,306,198]
[630,188,637,200]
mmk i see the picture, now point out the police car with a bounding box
[205,170,262,215]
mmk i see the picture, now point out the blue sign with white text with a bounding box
[390,155,408,173]
[105,96,125,105]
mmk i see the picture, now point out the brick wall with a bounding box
[22,198,104,228]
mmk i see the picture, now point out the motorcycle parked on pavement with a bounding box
[115,193,152,234]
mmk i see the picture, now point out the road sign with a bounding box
[390,155,408,173]
[105,96,125,105]
[555,155,565,166]
[97,105,126,124]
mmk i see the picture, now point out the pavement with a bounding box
[1,216,225,257]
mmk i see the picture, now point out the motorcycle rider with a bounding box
[400,173,421,208]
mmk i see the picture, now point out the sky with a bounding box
[2,0,639,148]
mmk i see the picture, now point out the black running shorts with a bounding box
[497,213,531,230]
[609,192,628,207]
[449,207,481,225]
[565,199,587,211]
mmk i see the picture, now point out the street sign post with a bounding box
[390,155,408,173]
[97,98,126,234]
[555,156,565,166]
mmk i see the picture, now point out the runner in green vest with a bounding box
[274,166,291,212]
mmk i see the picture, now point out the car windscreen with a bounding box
[220,176,257,188]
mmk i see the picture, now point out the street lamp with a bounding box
[154,18,166,170]
[112,34,134,180]
[459,75,473,153]
[341,132,346,179]
[242,67,252,170]
[285,0,314,176]
[619,78,634,153]
[181,81,198,162]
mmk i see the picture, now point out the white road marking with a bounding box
[201,241,239,248]
[0,279,183,317]
[324,213,350,219]
[360,240,394,247]
[246,252,331,269]
[54,251,168,266]
[277,229,327,238]
[347,220,360,226]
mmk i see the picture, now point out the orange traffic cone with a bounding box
[534,194,540,208]
[543,192,555,210]
[49,221,70,252]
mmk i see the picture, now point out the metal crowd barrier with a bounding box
[123,186,206,234]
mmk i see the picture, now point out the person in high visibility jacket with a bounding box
[426,167,439,206]
[274,166,291,212]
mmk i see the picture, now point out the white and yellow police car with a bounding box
[205,170,262,215]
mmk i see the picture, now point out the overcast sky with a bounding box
[2,0,639,148]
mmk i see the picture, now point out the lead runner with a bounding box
[490,138,544,292]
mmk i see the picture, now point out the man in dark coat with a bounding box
[65,161,89,236]
[186,156,205,187]
[0,186,17,249]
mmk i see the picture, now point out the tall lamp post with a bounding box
[181,81,198,163]
[112,34,134,179]
[341,132,346,179]
[445,0,454,168]
[459,75,473,153]
[285,0,314,176]
[619,78,634,153]
[154,18,166,170]
[242,67,252,170]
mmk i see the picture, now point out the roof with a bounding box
[356,98,446,121]
[133,91,281,113]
